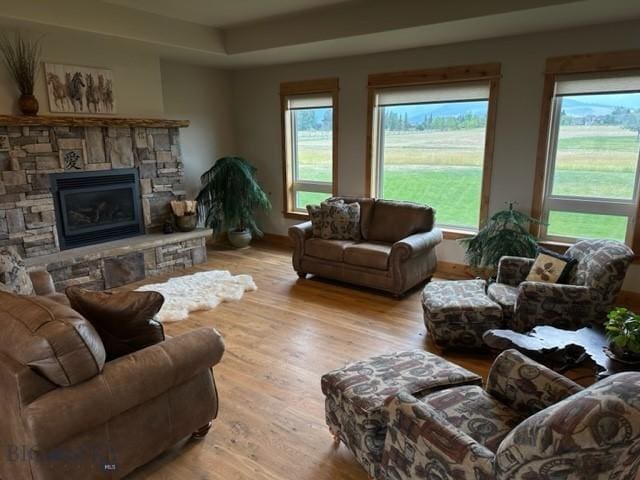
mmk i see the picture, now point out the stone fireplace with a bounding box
[0,115,210,290]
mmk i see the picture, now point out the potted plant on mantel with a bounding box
[197,156,271,248]
[459,202,541,276]
[0,31,43,115]
[605,307,640,363]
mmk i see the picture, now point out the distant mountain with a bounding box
[386,101,488,124]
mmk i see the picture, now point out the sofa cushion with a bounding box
[0,291,106,386]
[328,197,375,239]
[0,246,34,295]
[344,242,392,271]
[305,238,355,262]
[307,198,343,237]
[423,385,525,452]
[320,202,361,241]
[66,288,165,361]
[366,200,434,243]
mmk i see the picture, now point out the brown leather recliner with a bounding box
[289,197,443,296]
[0,292,225,480]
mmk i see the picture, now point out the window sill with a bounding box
[283,211,309,221]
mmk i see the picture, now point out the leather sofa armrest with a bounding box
[22,328,225,450]
[0,352,57,407]
[29,270,56,296]
[391,228,443,261]
[486,349,582,416]
[289,222,313,271]
[382,392,495,479]
[288,221,313,242]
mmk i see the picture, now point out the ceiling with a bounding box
[1,0,639,68]
[102,0,357,28]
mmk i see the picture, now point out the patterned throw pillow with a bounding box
[0,246,34,295]
[307,199,343,238]
[526,248,577,284]
[320,202,361,241]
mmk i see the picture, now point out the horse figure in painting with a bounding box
[46,73,70,111]
[66,71,85,112]
[85,73,100,113]
[98,74,114,113]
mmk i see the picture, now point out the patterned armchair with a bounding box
[487,239,634,332]
[380,349,640,480]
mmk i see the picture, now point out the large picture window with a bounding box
[367,64,500,233]
[280,79,338,218]
[533,51,640,251]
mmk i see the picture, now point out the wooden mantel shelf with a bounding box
[0,115,190,128]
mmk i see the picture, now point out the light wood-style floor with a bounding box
[124,242,596,480]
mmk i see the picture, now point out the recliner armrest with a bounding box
[486,349,582,417]
[391,228,443,261]
[382,392,495,480]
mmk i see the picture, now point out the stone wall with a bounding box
[30,232,208,291]
[0,125,186,258]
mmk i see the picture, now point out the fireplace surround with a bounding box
[50,168,144,250]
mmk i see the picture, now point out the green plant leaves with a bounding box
[196,156,272,237]
[606,307,640,354]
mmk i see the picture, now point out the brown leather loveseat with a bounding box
[289,197,442,296]
[0,291,224,480]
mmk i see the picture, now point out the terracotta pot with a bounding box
[18,94,39,116]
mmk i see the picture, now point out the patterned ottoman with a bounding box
[422,279,503,349]
[321,350,482,478]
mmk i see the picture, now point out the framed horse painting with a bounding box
[44,63,116,114]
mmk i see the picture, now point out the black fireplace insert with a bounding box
[50,169,144,250]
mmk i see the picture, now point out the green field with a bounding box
[295,125,639,242]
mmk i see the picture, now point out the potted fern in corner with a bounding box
[459,202,540,274]
[197,156,271,248]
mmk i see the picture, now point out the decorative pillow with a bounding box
[526,248,577,284]
[307,198,343,238]
[0,291,106,386]
[320,202,361,241]
[0,246,34,295]
[66,287,165,360]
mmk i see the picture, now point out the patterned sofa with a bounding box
[488,239,635,332]
[380,349,640,480]
[289,197,443,296]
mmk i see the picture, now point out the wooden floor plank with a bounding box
[125,243,600,479]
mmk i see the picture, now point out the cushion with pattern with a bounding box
[526,247,577,284]
[320,202,361,241]
[307,198,343,238]
[0,246,34,295]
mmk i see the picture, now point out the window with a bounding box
[367,64,500,232]
[280,78,338,218]
[533,51,640,250]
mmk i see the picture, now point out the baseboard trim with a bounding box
[259,233,292,248]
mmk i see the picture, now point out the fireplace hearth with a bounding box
[50,169,144,250]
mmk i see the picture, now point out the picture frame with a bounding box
[44,63,116,114]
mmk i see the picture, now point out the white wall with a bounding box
[160,61,236,196]
[231,19,640,292]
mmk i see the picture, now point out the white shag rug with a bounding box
[136,270,257,322]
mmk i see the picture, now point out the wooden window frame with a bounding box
[365,63,501,239]
[531,50,640,254]
[280,78,339,220]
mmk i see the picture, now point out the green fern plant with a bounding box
[196,156,271,236]
[459,202,540,269]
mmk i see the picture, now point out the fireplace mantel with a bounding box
[0,115,189,128]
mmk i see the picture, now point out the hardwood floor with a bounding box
[124,242,592,480]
